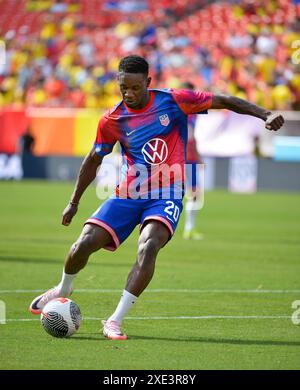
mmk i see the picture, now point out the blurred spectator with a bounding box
[0,0,299,110]
[50,0,68,13]
[18,126,35,178]
[19,127,35,155]
[256,30,277,56]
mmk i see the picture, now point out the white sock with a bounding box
[184,200,198,231]
[58,270,77,296]
[108,290,137,325]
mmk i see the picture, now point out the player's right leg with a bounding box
[29,224,112,314]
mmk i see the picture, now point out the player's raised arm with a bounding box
[62,148,103,226]
[211,94,284,131]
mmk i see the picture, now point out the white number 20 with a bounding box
[164,201,180,222]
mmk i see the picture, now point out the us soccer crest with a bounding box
[159,114,170,127]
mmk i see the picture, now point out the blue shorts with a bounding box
[85,197,183,251]
[185,162,200,191]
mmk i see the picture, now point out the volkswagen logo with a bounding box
[141,138,168,165]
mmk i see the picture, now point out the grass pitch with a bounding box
[0,180,299,370]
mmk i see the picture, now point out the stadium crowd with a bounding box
[0,0,299,110]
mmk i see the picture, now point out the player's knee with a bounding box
[71,235,98,258]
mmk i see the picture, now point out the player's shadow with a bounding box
[129,335,300,347]
[0,255,129,268]
[70,333,107,341]
[2,237,71,245]
[63,334,300,347]
[0,255,64,265]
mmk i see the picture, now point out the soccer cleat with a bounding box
[29,286,72,315]
[183,229,203,240]
[102,320,127,340]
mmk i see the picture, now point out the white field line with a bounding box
[5,315,291,323]
[85,315,292,320]
[0,289,300,294]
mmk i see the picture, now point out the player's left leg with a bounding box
[126,220,170,296]
[103,198,182,339]
[102,220,169,340]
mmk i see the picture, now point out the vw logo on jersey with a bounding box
[142,138,168,165]
[159,114,170,127]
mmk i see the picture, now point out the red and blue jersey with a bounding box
[94,88,212,199]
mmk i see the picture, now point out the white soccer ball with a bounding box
[40,297,81,338]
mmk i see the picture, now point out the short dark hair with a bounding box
[118,55,149,75]
[181,81,195,90]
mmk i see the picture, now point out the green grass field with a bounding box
[0,180,300,370]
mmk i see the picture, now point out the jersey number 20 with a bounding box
[164,201,180,222]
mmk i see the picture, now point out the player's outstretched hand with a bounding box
[62,203,78,226]
[265,113,284,131]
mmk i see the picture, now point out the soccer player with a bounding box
[29,55,284,340]
[181,82,204,240]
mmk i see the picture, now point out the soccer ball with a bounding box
[40,297,81,338]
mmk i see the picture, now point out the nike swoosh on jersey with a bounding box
[126,129,138,136]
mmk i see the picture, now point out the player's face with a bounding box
[118,72,151,109]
